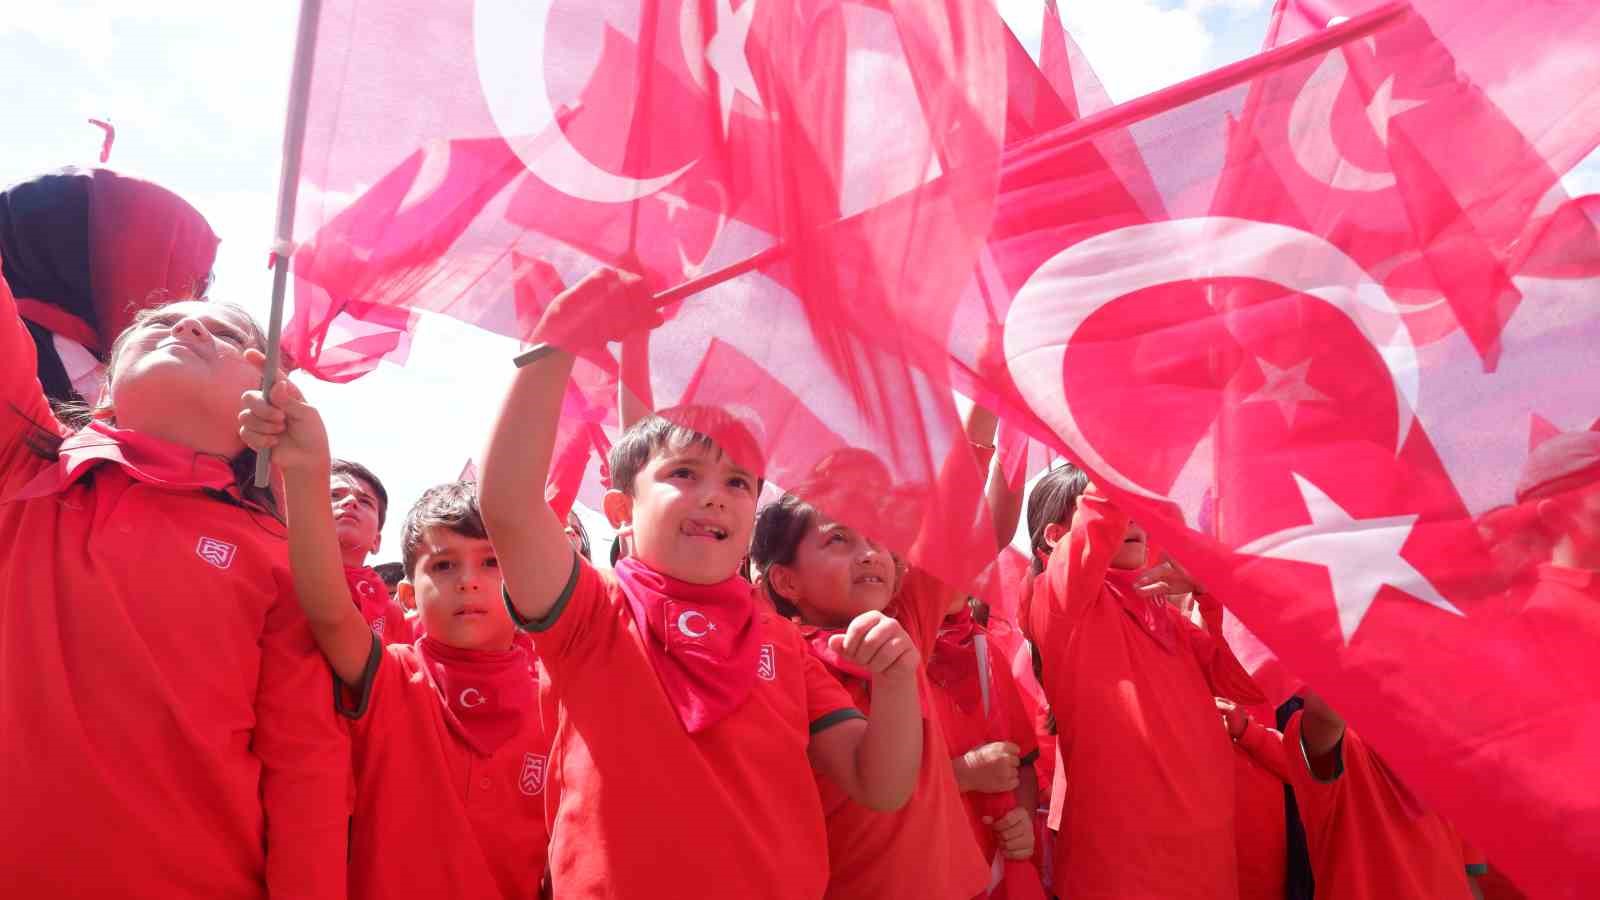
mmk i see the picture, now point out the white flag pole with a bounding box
[254,0,325,487]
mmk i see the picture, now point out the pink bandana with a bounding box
[414,636,534,756]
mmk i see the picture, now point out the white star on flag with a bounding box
[1365,76,1426,145]
[1238,474,1462,643]
[1243,357,1330,428]
[705,0,763,138]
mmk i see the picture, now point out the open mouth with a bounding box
[853,573,889,586]
[682,520,729,541]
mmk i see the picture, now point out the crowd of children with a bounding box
[4,170,1584,899]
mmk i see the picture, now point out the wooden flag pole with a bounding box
[254,0,325,487]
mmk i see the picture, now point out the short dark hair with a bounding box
[566,509,592,561]
[373,561,406,588]
[1026,464,1090,575]
[331,458,389,528]
[608,406,766,496]
[400,481,488,578]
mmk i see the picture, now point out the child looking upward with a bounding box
[479,268,926,900]
[240,369,552,900]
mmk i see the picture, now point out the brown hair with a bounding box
[400,481,488,578]
[1025,463,1090,575]
[23,300,279,520]
[331,458,389,528]
[749,492,822,617]
[608,406,765,497]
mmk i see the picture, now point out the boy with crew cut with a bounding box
[239,382,552,900]
[479,268,928,900]
[330,458,411,645]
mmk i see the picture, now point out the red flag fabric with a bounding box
[960,7,1600,898]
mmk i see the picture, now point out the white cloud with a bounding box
[1055,0,1217,103]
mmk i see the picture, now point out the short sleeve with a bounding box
[802,649,864,735]
[513,556,618,666]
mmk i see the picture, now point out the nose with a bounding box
[170,316,209,341]
[859,537,886,562]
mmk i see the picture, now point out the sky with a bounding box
[4,0,1596,565]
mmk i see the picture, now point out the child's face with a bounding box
[779,519,897,627]
[108,301,263,447]
[406,527,514,651]
[1062,503,1149,570]
[608,441,759,585]
[330,473,383,558]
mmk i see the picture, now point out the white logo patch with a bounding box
[519,752,547,796]
[757,643,776,681]
[195,537,238,570]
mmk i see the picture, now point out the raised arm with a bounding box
[239,369,373,685]
[0,257,61,492]
[1043,482,1129,625]
[482,268,656,622]
[618,329,654,429]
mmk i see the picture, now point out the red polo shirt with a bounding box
[811,570,990,900]
[1024,487,1262,900]
[1239,713,1474,900]
[342,639,550,900]
[0,270,349,898]
[519,559,862,900]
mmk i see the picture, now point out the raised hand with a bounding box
[827,610,921,681]
[238,355,330,474]
[529,267,659,361]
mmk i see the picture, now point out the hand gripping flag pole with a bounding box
[254,0,324,487]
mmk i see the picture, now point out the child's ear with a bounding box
[371,533,383,555]
[396,579,416,613]
[766,563,801,603]
[602,488,633,531]
[1043,521,1068,549]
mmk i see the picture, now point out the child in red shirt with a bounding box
[0,270,349,898]
[331,457,412,645]
[926,597,1045,899]
[242,379,551,900]
[1022,465,1264,899]
[752,493,994,900]
[1226,692,1481,899]
[479,268,927,900]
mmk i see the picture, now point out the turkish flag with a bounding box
[970,7,1600,898]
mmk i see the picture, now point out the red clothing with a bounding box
[524,559,861,900]
[346,565,411,645]
[343,639,550,900]
[1233,704,1287,900]
[927,612,1043,895]
[1237,713,1474,900]
[1024,487,1262,900]
[0,269,349,898]
[808,570,990,900]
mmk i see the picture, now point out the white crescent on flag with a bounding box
[1003,216,1421,502]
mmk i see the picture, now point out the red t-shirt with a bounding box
[523,559,862,900]
[1240,713,1474,900]
[1024,488,1261,900]
[926,617,1041,866]
[343,639,551,900]
[0,270,349,898]
[810,570,990,900]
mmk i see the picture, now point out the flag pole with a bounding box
[254,0,325,487]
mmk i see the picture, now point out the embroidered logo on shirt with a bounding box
[370,617,386,636]
[757,642,777,681]
[675,609,716,639]
[520,752,547,796]
[195,536,238,570]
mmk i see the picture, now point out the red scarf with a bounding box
[345,566,392,635]
[413,637,534,756]
[1105,568,1178,653]
[926,607,984,714]
[613,557,760,733]
[10,421,235,502]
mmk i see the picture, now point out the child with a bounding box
[0,265,348,898]
[479,268,926,900]
[240,376,552,900]
[927,596,1045,899]
[1022,464,1263,899]
[753,492,993,900]
[331,457,412,644]
[1224,692,1483,899]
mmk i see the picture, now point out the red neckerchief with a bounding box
[1105,568,1179,653]
[344,566,392,636]
[926,607,984,714]
[413,636,534,756]
[613,557,760,733]
[9,421,236,502]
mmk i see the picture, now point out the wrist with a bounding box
[280,454,332,484]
